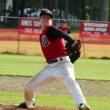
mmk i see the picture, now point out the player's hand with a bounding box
[72,40,81,51]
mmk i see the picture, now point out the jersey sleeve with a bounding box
[46,26,74,44]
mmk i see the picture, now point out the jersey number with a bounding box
[41,36,49,47]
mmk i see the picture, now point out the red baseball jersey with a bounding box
[39,26,68,62]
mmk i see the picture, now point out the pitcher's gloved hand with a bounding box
[66,40,81,63]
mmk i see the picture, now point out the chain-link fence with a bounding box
[0,16,79,55]
[0,16,110,58]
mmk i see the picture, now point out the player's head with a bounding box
[39,9,53,28]
[39,9,53,18]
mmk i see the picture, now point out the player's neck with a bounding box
[41,21,53,30]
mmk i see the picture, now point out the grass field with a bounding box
[0,54,110,80]
[0,91,110,110]
[0,54,110,110]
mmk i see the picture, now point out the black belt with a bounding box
[48,57,63,64]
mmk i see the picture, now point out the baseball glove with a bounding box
[66,40,81,63]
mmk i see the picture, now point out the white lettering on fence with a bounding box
[84,23,108,28]
[21,20,32,26]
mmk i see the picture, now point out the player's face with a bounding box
[40,14,53,28]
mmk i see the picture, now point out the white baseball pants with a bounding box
[25,56,86,108]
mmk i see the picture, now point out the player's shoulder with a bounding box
[47,25,57,30]
[47,25,61,33]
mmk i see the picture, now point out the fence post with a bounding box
[17,19,20,54]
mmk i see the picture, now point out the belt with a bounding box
[48,57,63,64]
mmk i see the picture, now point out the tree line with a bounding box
[10,0,110,21]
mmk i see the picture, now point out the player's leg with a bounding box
[18,65,56,109]
[62,63,86,104]
[55,61,90,110]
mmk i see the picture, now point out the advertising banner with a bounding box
[18,18,41,35]
[80,21,110,44]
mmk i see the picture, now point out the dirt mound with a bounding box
[0,104,73,110]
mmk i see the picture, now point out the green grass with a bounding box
[0,54,110,109]
[0,54,110,80]
[0,54,45,77]
[74,58,110,80]
[88,97,110,110]
[0,91,110,110]
[0,91,74,109]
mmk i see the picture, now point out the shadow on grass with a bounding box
[89,56,110,60]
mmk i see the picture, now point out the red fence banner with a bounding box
[18,18,41,35]
[80,20,110,44]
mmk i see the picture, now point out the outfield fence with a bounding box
[0,16,110,58]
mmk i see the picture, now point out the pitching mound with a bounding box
[0,104,73,110]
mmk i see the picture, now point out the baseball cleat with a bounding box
[16,102,28,109]
[78,103,91,110]
[16,102,35,109]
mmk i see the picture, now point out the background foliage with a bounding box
[2,0,110,21]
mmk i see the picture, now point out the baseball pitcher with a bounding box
[17,9,91,110]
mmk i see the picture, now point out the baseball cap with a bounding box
[39,9,53,18]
